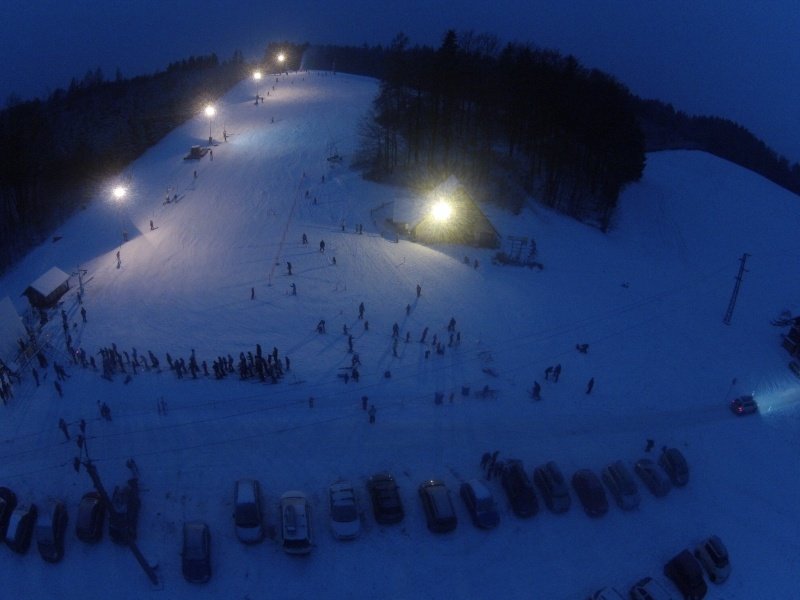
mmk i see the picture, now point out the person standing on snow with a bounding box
[368,404,376,424]
[585,377,595,394]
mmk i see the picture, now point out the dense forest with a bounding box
[304,34,800,215]
[336,32,647,231]
[0,53,247,273]
[2,33,798,273]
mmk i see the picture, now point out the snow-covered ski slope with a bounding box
[1,70,799,599]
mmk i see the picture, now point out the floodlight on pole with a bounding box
[253,70,262,104]
[204,104,216,143]
[112,186,126,202]
[431,199,453,222]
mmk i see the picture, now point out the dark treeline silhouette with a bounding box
[0,52,247,274]
[635,98,800,194]
[303,33,800,225]
[325,31,647,231]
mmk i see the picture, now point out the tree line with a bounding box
[303,33,800,225]
[308,31,647,231]
[0,53,247,274]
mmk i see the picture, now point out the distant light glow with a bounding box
[277,52,286,63]
[204,105,216,118]
[112,186,126,201]
[431,200,453,222]
[253,70,262,81]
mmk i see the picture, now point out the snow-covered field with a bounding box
[1,71,799,600]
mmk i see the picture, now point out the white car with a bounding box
[329,481,360,540]
[280,491,313,555]
[695,535,731,583]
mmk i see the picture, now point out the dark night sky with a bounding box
[2,1,799,161]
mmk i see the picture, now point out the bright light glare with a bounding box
[204,105,216,118]
[253,70,262,81]
[277,52,286,63]
[431,200,453,222]
[112,186,126,201]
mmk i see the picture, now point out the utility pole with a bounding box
[723,253,750,325]
[74,435,159,587]
[72,265,87,295]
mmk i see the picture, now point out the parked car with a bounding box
[459,479,499,529]
[36,500,68,563]
[109,478,141,544]
[329,481,360,540]
[630,576,675,600]
[571,469,608,517]
[418,480,457,533]
[635,459,672,498]
[694,535,730,584]
[5,503,38,554]
[659,448,689,487]
[366,472,404,525]
[75,491,105,543]
[730,394,758,416]
[790,361,800,378]
[280,491,313,554]
[533,461,571,514]
[664,549,708,599]
[587,587,626,600]
[233,479,264,544]
[0,487,18,539]
[601,460,640,510]
[181,521,211,583]
[501,459,538,518]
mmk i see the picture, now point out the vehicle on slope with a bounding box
[181,521,211,583]
[571,469,608,518]
[459,479,499,529]
[533,461,571,514]
[329,481,360,540]
[663,549,708,599]
[418,480,457,533]
[659,448,689,487]
[694,535,730,584]
[730,394,758,416]
[366,472,404,525]
[36,499,68,563]
[501,459,538,518]
[601,460,640,511]
[634,459,672,497]
[234,479,265,544]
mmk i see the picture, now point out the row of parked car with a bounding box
[0,478,139,564]
[0,447,690,584]
[589,534,731,600]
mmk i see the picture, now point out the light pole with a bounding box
[204,104,216,145]
[253,70,262,104]
[112,185,127,243]
[277,52,286,74]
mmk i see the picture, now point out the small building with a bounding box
[22,267,70,309]
[392,176,499,248]
[0,296,27,366]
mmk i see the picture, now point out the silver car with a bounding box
[601,460,640,510]
[234,479,265,544]
[635,458,672,497]
[695,535,730,583]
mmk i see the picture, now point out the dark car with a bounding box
[181,521,211,584]
[501,459,538,518]
[5,503,38,554]
[659,448,689,487]
[730,394,758,416]
[109,478,140,545]
[36,500,69,563]
[76,491,105,543]
[533,461,571,513]
[664,549,708,599]
[459,479,499,529]
[0,487,18,539]
[367,472,404,525]
[635,458,672,498]
[418,480,457,533]
[571,469,608,517]
[601,460,640,511]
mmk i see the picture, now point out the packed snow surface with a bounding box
[1,71,799,599]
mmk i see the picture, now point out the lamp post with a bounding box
[253,70,262,104]
[204,104,216,145]
[277,52,286,74]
